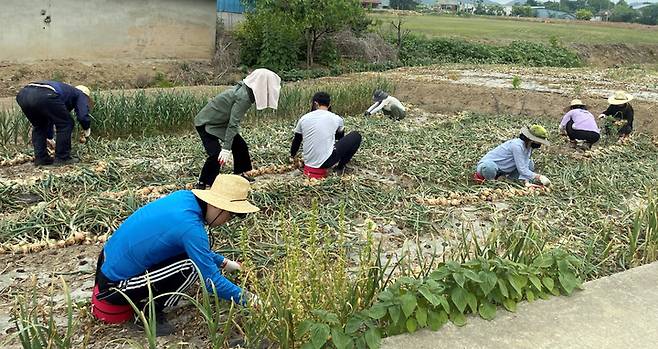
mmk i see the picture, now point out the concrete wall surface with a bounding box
[0,0,216,62]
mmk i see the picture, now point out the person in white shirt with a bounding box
[291,92,362,177]
[364,90,406,121]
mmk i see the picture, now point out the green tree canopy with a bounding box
[389,0,420,10]
[637,4,658,25]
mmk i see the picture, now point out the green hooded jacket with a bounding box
[194,82,254,150]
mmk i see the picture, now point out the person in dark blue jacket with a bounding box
[15,81,93,165]
[92,174,260,336]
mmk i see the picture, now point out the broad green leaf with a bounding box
[508,274,528,296]
[406,317,418,333]
[453,272,466,288]
[557,259,572,273]
[502,299,517,312]
[296,320,313,338]
[526,289,535,302]
[378,290,394,302]
[478,301,497,320]
[400,293,418,318]
[368,304,387,320]
[537,291,551,300]
[438,294,451,313]
[430,267,451,281]
[301,343,315,349]
[479,271,498,295]
[450,287,468,313]
[364,328,381,349]
[534,254,554,268]
[449,311,467,326]
[528,275,542,291]
[498,279,509,298]
[418,285,441,306]
[464,269,482,283]
[388,305,401,324]
[331,328,354,349]
[465,291,478,313]
[312,309,339,325]
[310,323,330,349]
[356,336,367,349]
[415,306,428,327]
[428,310,448,331]
[558,272,579,295]
[345,316,363,335]
[542,277,555,291]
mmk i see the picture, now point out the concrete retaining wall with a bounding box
[0,0,216,62]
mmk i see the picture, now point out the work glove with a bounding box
[598,114,606,119]
[83,128,91,137]
[221,258,241,273]
[363,111,370,117]
[218,149,233,166]
[243,291,262,309]
[538,175,551,186]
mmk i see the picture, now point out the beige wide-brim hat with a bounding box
[608,91,633,105]
[192,174,260,214]
[75,85,91,97]
[570,99,586,107]
[520,125,550,146]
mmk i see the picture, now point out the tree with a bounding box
[544,1,560,11]
[575,9,593,20]
[512,5,534,17]
[610,2,639,22]
[637,4,658,25]
[588,0,614,13]
[389,0,420,10]
[487,4,506,16]
[525,0,540,6]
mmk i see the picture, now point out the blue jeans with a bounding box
[477,159,534,180]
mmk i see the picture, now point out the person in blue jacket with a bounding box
[15,81,93,166]
[92,174,260,336]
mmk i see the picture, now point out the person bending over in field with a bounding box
[473,125,551,186]
[92,175,260,336]
[364,89,406,121]
[16,81,93,166]
[194,69,281,188]
[599,91,634,139]
[559,99,600,150]
[291,92,362,178]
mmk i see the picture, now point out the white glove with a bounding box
[46,139,56,150]
[83,128,91,137]
[218,149,233,166]
[538,175,551,186]
[598,114,606,119]
[221,258,241,273]
[244,291,262,309]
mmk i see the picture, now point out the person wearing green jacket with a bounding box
[194,69,281,188]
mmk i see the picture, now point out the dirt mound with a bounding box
[573,43,658,67]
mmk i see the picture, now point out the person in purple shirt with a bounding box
[559,99,600,150]
[15,81,93,166]
[92,175,260,336]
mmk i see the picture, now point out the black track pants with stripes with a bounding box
[94,251,198,312]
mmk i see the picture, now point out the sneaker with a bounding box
[34,157,54,166]
[134,311,175,337]
[241,173,256,183]
[333,166,354,176]
[53,157,79,166]
[472,172,485,184]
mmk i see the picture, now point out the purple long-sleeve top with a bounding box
[559,109,600,133]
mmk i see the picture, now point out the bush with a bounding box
[397,34,583,68]
[575,9,593,20]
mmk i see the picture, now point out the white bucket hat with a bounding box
[608,91,633,105]
[192,174,259,214]
[570,99,586,107]
[520,125,550,146]
[75,85,91,97]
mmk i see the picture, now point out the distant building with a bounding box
[217,0,245,29]
[362,0,382,8]
[534,8,576,19]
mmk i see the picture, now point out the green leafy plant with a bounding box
[511,76,522,89]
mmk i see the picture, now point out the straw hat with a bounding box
[608,91,633,105]
[520,125,550,146]
[192,175,259,214]
[570,99,586,107]
[75,85,91,97]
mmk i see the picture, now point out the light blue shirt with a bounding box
[478,138,536,180]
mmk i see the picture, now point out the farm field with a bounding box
[371,13,658,45]
[1,68,658,347]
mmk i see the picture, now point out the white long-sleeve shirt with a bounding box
[366,96,405,115]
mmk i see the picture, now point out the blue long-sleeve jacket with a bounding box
[38,80,91,130]
[101,190,244,303]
